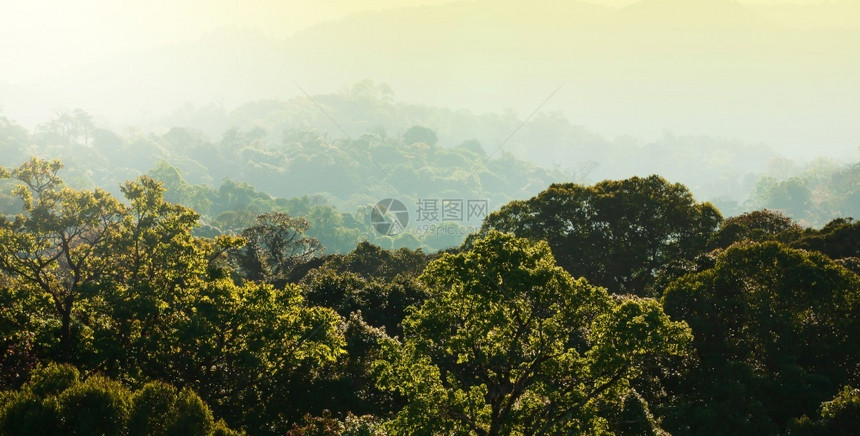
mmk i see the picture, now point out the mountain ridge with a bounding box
[1,0,858,160]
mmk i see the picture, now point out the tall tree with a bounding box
[708,209,802,249]
[233,212,322,284]
[163,278,345,434]
[473,176,721,296]
[661,242,860,434]
[375,231,691,435]
[0,158,125,361]
[95,175,207,377]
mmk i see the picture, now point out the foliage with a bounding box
[0,159,344,435]
[296,244,434,419]
[0,363,237,435]
[709,209,802,249]
[232,212,322,284]
[791,217,860,260]
[473,176,722,296]
[127,381,216,436]
[161,279,345,434]
[0,275,38,390]
[661,242,860,434]
[788,386,860,435]
[401,125,438,147]
[284,410,384,436]
[1,153,858,434]
[753,160,859,226]
[375,231,692,435]
[302,242,431,336]
[0,157,126,361]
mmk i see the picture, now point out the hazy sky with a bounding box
[2,0,858,162]
[0,0,446,82]
[0,0,849,83]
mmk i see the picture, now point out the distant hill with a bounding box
[1,0,858,159]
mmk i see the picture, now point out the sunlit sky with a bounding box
[0,0,848,83]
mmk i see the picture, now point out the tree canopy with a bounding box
[1,155,858,435]
[473,176,722,296]
[375,231,692,435]
[661,241,860,434]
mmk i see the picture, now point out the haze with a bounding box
[2,0,850,81]
[2,0,859,161]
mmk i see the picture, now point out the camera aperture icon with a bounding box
[371,198,410,236]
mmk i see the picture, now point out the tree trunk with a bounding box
[60,299,73,362]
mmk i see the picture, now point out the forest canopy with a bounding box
[3,1,859,434]
[1,101,857,255]
[1,156,857,435]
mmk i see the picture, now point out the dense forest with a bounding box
[3,0,859,434]
[1,89,857,255]
[1,152,858,434]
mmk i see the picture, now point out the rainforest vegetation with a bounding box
[1,149,857,434]
[3,0,859,433]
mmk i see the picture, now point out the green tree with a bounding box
[661,242,860,434]
[233,212,322,284]
[303,268,427,339]
[375,231,691,435]
[57,375,131,436]
[90,175,207,379]
[285,410,383,436]
[128,382,215,436]
[708,209,802,249]
[147,160,213,215]
[0,363,238,436]
[788,386,860,435]
[318,242,429,281]
[0,158,125,361]
[473,176,721,296]
[303,242,431,335]
[0,273,39,390]
[791,217,860,260]
[0,162,342,434]
[160,278,345,434]
[754,177,813,221]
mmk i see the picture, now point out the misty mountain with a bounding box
[1,0,858,160]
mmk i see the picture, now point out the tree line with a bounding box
[3,95,857,253]
[1,158,858,435]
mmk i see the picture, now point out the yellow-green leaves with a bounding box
[379,231,691,435]
[0,363,238,436]
[0,158,127,360]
